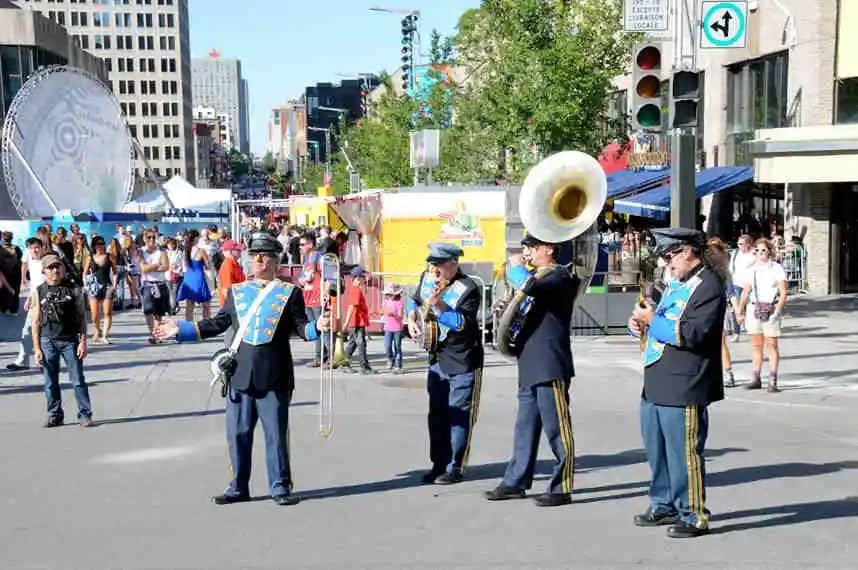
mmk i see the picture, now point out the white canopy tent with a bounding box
[121,176,231,213]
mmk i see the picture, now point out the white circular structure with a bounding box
[1,66,134,218]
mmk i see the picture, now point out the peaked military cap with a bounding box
[652,227,706,256]
[520,231,559,247]
[247,232,282,255]
[426,242,464,264]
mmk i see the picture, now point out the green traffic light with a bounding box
[637,104,661,127]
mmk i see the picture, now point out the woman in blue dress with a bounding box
[176,229,212,320]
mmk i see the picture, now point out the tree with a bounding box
[262,151,276,174]
[452,0,638,182]
[228,149,252,180]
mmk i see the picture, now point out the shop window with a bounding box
[836,77,858,124]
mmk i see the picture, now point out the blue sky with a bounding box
[189,0,480,156]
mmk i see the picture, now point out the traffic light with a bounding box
[360,78,369,116]
[631,42,664,131]
[670,70,700,128]
[400,14,417,94]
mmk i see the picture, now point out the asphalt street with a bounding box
[1,295,857,569]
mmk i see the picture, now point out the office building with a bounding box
[192,51,249,154]
[268,101,306,175]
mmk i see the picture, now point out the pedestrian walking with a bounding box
[383,283,405,373]
[30,253,93,428]
[0,231,22,315]
[217,239,246,307]
[737,238,788,392]
[177,229,213,321]
[139,229,171,343]
[6,238,47,371]
[342,266,372,374]
[83,236,118,344]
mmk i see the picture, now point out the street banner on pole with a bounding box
[624,0,669,32]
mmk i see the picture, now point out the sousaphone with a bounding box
[494,151,607,356]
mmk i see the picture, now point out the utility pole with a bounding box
[670,0,698,229]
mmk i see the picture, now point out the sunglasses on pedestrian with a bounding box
[755,248,770,255]
[45,263,62,271]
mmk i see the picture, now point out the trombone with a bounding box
[319,253,341,438]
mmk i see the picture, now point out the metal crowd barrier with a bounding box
[780,249,807,294]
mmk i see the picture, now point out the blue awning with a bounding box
[612,166,753,219]
[606,167,670,199]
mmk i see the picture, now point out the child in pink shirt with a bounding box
[383,283,405,373]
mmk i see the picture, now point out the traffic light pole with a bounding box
[670,0,698,230]
[670,132,696,229]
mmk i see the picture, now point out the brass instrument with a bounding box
[319,253,345,439]
[494,151,607,357]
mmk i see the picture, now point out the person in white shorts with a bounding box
[737,238,788,392]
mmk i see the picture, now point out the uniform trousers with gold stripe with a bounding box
[502,379,575,495]
[640,399,709,528]
[224,386,293,498]
[427,364,482,476]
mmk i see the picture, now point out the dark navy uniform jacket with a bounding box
[409,269,484,375]
[177,280,316,396]
[508,264,579,388]
[643,267,726,407]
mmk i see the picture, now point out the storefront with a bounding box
[749,125,858,294]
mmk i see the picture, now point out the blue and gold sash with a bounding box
[643,273,703,367]
[231,280,295,346]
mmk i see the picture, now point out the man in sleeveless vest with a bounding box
[485,233,577,507]
[628,228,726,538]
[30,253,93,427]
[155,233,329,506]
[406,243,484,485]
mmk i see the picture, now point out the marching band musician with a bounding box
[407,242,484,485]
[627,228,726,538]
[154,233,329,506]
[484,233,577,507]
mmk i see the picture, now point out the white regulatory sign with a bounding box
[700,1,748,49]
[623,0,669,32]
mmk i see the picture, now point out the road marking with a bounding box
[93,440,222,464]
[725,397,840,410]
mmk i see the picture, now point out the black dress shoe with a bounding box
[434,471,464,485]
[420,468,445,484]
[6,363,28,371]
[484,485,526,501]
[634,509,679,527]
[666,521,709,538]
[272,494,300,506]
[212,494,250,505]
[532,493,572,507]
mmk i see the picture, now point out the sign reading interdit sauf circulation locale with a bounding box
[623,0,669,32]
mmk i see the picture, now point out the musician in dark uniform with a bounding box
[155,232,328,506]
[628,228,726,538]
[406,242,484,485]
[484,234,577,507]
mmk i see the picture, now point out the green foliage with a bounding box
[228,149,252,179]
[323,0,636,188]
[261,151,276,175]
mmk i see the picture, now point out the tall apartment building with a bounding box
[192,52,249,154]
[14,0,195,189]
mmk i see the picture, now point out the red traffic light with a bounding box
[636,46,661,70]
